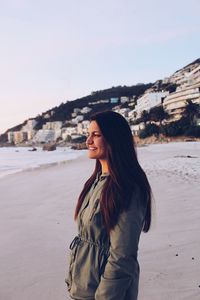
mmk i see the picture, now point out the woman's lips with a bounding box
[88,147,97,151]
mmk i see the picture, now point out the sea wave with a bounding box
[0,146,85,179]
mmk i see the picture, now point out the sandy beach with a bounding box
[0,142,200,300]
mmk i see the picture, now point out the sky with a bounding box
[0,0,200,134]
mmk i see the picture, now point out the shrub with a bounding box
[139,130,148,139]
[139,123,159,139]
[184,126,200,137]
[161,117,190,137]
[72,135,87,143]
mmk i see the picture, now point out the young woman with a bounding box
[66,111,152,300]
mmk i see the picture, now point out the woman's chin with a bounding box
[87,152,97,159]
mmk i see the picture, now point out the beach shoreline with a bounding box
[0,146,86,179]
[1,134,200,149]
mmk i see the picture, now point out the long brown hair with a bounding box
[75,111,152,233]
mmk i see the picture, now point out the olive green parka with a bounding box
[65,172,147,300]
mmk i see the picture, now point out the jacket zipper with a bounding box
[89,199,99,221]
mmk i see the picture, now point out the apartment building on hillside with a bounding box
[134,91,169,118]
[163,66,200,120]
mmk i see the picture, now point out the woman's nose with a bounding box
[86,135,93,145]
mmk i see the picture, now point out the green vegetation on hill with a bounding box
[34,83,154,129]
[0,83,153,140]
[139,101,200,139]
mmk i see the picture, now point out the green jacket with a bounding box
[66,173,147,300]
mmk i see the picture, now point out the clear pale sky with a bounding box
[0,0,200,134]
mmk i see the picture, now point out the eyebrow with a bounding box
[88,130,101,134]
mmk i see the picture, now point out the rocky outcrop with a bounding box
[42,143,56,151]
[71,142,87,150]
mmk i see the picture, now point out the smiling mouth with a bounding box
[88,147,97,151]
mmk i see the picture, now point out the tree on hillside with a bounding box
[140,110,150,125]
[139,123,159,139]
[149,106,170,125]
[0,133,8,143]
[160,117,189,137]
[183,100,200,125]
[34,115,46,130]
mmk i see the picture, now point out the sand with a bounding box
[0,142,200,300]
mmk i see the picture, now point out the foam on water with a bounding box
[0,147,85,178]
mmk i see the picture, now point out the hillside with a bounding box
[1,57,199,142]
[4,83,153,133]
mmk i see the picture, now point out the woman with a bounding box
[66,111,152,300]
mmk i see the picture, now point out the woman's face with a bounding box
[86,121,107,160]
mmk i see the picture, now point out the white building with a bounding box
[112,107,130,118]
[77,121,90,135]
[43,113,51,119]
[27,130,36,140]
[163,80,200,120]
[74,108,81,114]
[21,119,38,141]
[32,130,56,143]
[128,110,137,121]
[22,119,37,131]
[130,123,145,136]
[162,63,200,120]
[7,131,15,143]
[42,121,62,130]
[71,112,77,118]
[7,131,28,144]
[120,108,130,118]
[135,91,169,117]
[71,134,84,141]
[120,96,129,103]
[61,127,78,140]
[168,61,200,85]
[190,65,200,81]
[81,107,92,114]
[71,115,84,124]
[99,99,109,103]
[174,65,200,87]
[88,100,109,105]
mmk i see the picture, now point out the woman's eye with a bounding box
[87,132,101,138]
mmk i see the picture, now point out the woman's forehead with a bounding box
[88,121,101,132]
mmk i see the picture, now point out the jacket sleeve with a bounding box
[95,189,147,300]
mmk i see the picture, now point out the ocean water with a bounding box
[0,146,85,179]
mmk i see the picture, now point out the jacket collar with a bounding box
[97,172,110,181]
